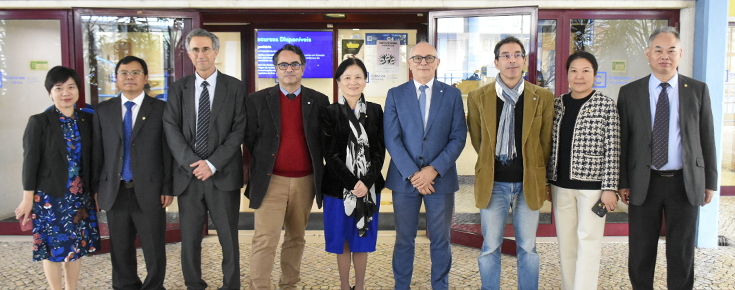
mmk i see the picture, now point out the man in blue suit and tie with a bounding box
[384,41,467,290]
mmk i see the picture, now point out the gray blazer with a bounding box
[617,74,717,206]
[243,85,329,209]
[92,95,173,212]
[163,72,247,195]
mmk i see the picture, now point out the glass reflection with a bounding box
[81,16,184,105]
[436,15,532,96]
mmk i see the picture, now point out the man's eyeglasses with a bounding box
[277,62,302,71]
[117,70,143,76]
[409,55,437,64]
[498,53,525,60]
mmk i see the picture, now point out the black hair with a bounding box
[566,50,599,75]
[44,66,82,93]
[494,36,526,60]
[335,57,368,81]
[115,55,149,76]
[272,44,307,66]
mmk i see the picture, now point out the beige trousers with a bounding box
[249,174,315,290]
[550,185,607,290]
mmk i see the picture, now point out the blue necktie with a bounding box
[195,81,211,159]
[122,101,134,182]
[652,82,670,169]
[419,85,428,129]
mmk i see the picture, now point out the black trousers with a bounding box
[628,170,699,290]
[107,182,167,290]
[178,178,241,290]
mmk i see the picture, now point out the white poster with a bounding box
[376,40,400,74]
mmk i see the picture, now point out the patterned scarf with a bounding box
[495,73,523,165]
[339,94,378,237]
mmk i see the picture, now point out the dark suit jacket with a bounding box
[243,85,329,209]
[23,108,93,198]
[618,74,717,206]
[92,95,173,212]
[163,71,247,195]
[319,101,385,205]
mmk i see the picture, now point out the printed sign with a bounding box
[612,60,626,72]
[30,61,49,71]
[376,40,399,74]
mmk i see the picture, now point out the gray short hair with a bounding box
[186,28,220,52]
[648,26,680,47]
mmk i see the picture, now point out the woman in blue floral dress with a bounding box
[15,66,100,290]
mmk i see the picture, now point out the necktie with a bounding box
[287,93,296,99]
[652,82,670,169]
[419,85,428,129]
[195,81,211,159]
[122,101,134,182]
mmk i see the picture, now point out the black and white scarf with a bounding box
[339,94,378,237]
[495,73,523,165]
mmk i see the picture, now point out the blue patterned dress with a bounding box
[32,109,100,262]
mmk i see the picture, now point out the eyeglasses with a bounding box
[277,62,302,71]
[409,55,437,64]
[118,70,143,76]
[498,53,525,60]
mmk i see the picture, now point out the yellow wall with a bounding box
[731,0,735,17]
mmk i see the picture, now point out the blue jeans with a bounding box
[478,181,540,290]
[392,190,454,290]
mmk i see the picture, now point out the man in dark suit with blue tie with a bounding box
[384,42,467,290]
[163,29,246,290]
[92,56,173,290]
[618,26,717,290]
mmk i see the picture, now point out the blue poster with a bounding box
[365,33,408,45]
[257,31,333,78]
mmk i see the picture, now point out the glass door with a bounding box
[0,10,72,231]
[73,9,199,240]
[429,7,540,245]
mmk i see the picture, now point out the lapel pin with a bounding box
[440,90,443,93]
[308,101,311,105]
[684,84,688,87]
[142,117,146,120]
[533,97,536,100]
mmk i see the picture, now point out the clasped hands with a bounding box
[411,165,438,195]
[191,160,213,181]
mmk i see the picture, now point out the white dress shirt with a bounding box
[649,73,682,170]
[413,78,434,129]
[194,70,219,174]
[120,91,145,127]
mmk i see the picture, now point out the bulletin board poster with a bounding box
[364,33,408,88]
[376,40,400,74]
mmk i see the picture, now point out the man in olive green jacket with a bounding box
[466,36,554,290]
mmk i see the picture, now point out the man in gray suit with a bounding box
[618,26,717,290]
[93,56,173,290]
[163,29,246,290]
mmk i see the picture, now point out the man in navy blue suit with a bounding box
[384,42,467,290]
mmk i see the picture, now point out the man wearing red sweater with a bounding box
[244,44,330,290]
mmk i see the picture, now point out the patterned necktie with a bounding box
[195,81,211,159]
[122,101,135,182]
[652,82,670,169]
[419,85,428,129]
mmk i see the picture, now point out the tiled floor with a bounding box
[1,197,733,289]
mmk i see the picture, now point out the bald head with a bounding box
[408,42,440,85]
